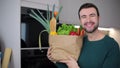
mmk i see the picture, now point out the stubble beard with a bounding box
[83,22,99,33]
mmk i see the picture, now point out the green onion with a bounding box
[52,4,55,18]
[47,4,50,22]
[29,10,49,32]
[56,6,63,20]
[29,4,63,49]
[29,13,49,32]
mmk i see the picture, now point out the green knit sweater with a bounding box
[55,35,120,68]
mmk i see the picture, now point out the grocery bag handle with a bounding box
[39,30,48,50]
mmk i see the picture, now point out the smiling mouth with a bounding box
[84,22,95,28]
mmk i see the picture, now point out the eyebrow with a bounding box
[81,15,86,16]
[90,13,96,16]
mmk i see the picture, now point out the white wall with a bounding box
[109,28,120,47]
[59,0,120,28]
[21,0,59,11]
[0,0,21,68]
[0,0,60,68]
[99,28,120,47]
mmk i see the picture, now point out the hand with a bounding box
[47,47,56,63]
[59,56,80,68]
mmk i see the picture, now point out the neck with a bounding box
[86,29,105,41]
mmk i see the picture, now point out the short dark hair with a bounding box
[78,3,100,19]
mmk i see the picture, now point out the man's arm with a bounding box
[103,44,120,68]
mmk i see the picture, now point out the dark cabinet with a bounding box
[21,7,57,68]
[21,49,57,68]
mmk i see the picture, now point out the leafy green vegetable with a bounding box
[52,4,55,18]
[29,4,63,34]
[56,6,63,20]
[80,25,83,31]
[57,24,77,35]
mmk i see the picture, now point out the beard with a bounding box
[83,22,99,33]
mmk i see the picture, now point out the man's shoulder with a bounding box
[104,35,119,50]
[104,35,117,43]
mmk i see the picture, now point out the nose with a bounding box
[86,16,91,22]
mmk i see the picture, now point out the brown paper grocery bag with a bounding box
[49,35,83,62]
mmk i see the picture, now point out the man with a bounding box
[47,3,120,68]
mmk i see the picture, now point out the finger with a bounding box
[59,59,69,63]
[47,46,54,54]
[67,56,76,61]
[47,47,55,58]
[47,51,54,60]
[48,55,56,63]
[50,46,55,53]
[47,47,56,63]
[47,47,51,54]
[59,56,74,63]
[53,61,56,63]
[68,56,74,60]
[47,47,52,57]
[47,54,52,60]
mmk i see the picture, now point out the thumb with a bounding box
[67,56,75,61]
[59,59,69,63]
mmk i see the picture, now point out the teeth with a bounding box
[87,23,92,27]
[85,22,94,27]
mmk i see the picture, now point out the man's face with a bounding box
[79,7,99,33]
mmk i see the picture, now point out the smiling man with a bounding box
[47,3,120,68]
[79,7,99,33]
[77,3,120,68]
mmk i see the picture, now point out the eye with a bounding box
[80,15,86,19]
[90,13,96,17]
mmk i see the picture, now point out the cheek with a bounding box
[80,20,83,26]
[93,18,99,24]
[80,19,85,24]
[80,20,85,27]
[93,16,99,21]
[81,20,86,27]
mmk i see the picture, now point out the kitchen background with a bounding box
[59,0,120,47]
[0,0,120,68]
